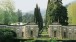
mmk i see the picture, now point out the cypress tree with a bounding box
[34,4,43,33]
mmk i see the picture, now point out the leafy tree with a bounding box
[0,8,4,24]
[67,2,76,25]
[53,2,68,25]
[4,11,10,25]
[0,0,16,24]
[11,12,18,23]
[0,0,15,11]
[34,4,43,33]
[0,29,17,42]
[46,0,68,28]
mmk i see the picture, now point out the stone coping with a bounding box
[0,25,38,26]
[26,25,38,26]
[49,25,62,26]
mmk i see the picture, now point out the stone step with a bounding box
[39,34,49,38]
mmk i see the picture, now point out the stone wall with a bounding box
[48,25,62,39]
[25,25,39,39]
[66,26,76,40]
[48,25,76,40]
[1,24,76,40]
[0,25,39,39]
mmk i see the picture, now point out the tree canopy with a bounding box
[67,2,76,25]
[46,0,68,28]
[0,29,16,42]
[0,0,18,25]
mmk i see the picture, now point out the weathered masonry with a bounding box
[1,22,76,40]
[48,22,76,40]
[0,24,39,39]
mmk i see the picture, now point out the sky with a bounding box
[13,0,75,12]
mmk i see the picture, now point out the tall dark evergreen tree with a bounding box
[34,4,43,33]
[17,9,22,23]
[46,0,68,28]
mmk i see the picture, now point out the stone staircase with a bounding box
[39,29,49,38]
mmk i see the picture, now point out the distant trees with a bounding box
[17,9,22,23]
[46,0,68,28]
[22,13,34,23]
[34,4,43,33]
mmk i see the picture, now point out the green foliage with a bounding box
[34,4,43,33]
[67,2,76,25]
[11,12,18,23]
[22,13,34,23]
[17,9,22,23]
[55,4,68,26]
[27,39,57,42]
[0,29,16,42]
[0,8,4,24]
[0,0,18,25]
[4,11,11,25]
[48,39,57,42]
[46,0,68,28]
[0,0,15,11]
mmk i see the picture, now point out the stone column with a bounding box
[25,25,31,39]
[48,26,52,38]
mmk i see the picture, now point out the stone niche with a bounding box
[62,26,67,39]
[24,25,39,39]
[0,24,39,39]
[62,25,76,40]
[48,22,62,39]
[66,25,76,40]
[48,22,76,40]
[6,25,25,39]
